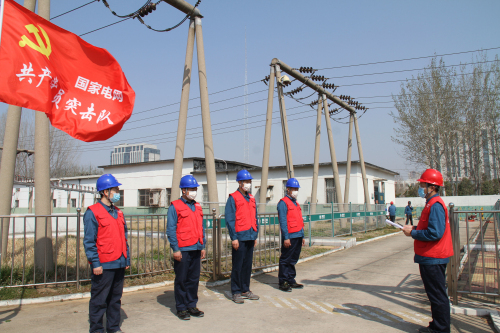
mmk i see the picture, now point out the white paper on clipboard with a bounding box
[385,219,403,229]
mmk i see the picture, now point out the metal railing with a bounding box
[447,202,500,304]
[0,203,387,288]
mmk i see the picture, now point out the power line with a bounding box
[50,0,99,20]
[79,18,131,37]
[316,46,500,71]
[55,106,319,153]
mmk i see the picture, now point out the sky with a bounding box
[3,0,500,179]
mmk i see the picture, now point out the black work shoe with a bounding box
[418,327,436,333]
[187,307,204,317]
[279,282,292,292]
[177,310,191,320]
[289,283,304,289]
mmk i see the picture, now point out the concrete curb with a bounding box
[356,230,401,245]
[451,305,500,333]
[0,230,403,307]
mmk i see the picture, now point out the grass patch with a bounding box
[354,225,401,242]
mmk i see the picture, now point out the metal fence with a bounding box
[0,203,386,288]
[447,202,500,304]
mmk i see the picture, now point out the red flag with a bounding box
[0,0,135,142]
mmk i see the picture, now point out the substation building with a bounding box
[11,157,397,214]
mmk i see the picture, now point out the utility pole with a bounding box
[34,0,53,270]
[322,95,343,207]
[194,16,219,214]
[166,1,219,213]
[310,95,322,214]
[258,66,275,213]
[353,113,371,205]
[0,0,37,262]
[275,65,294,179]
[344,113,353,203]
[170,18,195,201]
[269,58,371,205]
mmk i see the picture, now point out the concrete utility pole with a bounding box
[322,95,343,206]
[344,113,353,203]
[310,95,322,214]
[171,18,195,201]
[275,65,294,179]
[0,0,37,262]
[270,58,371,205]
[34,0,53,270]
[194,16,219,213]
[353,113,371,205]
[166,1,218,213]
[258,66,275,213]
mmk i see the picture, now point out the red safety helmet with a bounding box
[390,201,394,205]
[417,169,444,187]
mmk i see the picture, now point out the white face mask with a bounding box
[290,191,298,199]
[186,191,197,200]
[240,183,251,192]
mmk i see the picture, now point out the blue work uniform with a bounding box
[410,194,449,332]
[277,195,304,285]
[166,197,206,312]
[83,201,130,333]
[225,190,259,295]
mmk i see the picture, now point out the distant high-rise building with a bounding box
[110,143,160,165]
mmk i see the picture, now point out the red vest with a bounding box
[230,190,257,232]
[88,203,127,264]
[280,196,304,233]
[171,199,204,248]
[414,196,454,259]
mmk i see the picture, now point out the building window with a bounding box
[325,178,337,203]
[71,198,76,207]
[138,189,150,207]
[53,199,57,207]
[117,190,124,207]
[166,188,171,206]
[14,200,19,208]
[202,185,209,202]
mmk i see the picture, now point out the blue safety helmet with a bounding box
[179,175,200,188]
[285,178,300,188]
[96,174,122,192]
[236,169,253,182]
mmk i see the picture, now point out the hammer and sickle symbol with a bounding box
[19,24,52,59]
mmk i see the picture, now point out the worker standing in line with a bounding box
[277,178,305,292]
[402,169,453,333]
[225,170,259,304]
[84,174,129,333]
[166,175,206,320]
[405,200,414,225]
[388,201,396,222]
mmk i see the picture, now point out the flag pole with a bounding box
[0,0,6,47]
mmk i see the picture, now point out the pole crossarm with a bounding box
[271,58,356,114]
[163,0,202,17]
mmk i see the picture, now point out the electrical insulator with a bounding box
[139,3,157,17]
[299,67,314,73]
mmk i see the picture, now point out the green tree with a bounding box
[458,178,475,196]
[404,184,419,197]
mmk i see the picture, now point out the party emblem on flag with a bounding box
[0,0,135,142]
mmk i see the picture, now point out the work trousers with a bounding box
[89,268,125,333]
[419,264,450,333]
[278,237,303,285]
[231,240,254,295]
[389,215,396,223]
[406,214,413,225]
[174,250,201,312]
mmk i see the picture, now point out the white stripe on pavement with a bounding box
[291,298,317,313]
[264,295,283,308]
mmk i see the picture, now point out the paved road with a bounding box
[0,233,495,332]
